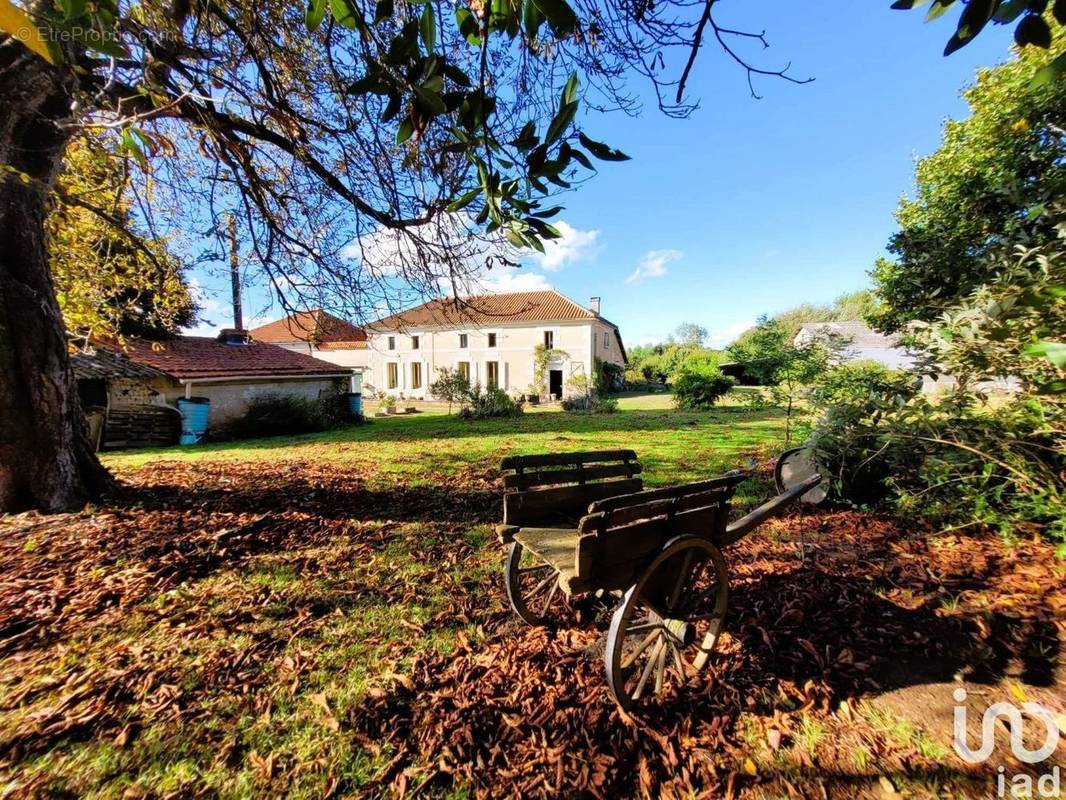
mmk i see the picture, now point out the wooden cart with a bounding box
[496,449,822,709]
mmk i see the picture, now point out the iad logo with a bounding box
[953,687,1061,798]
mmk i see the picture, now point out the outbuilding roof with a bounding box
[71,346,168,381]
[90,336,353,381]
[794,321,903,350]
[250,310,367,349]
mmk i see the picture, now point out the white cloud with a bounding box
[182,277,230,336]
[626,249,683,284]
[531,221,601,271]
[478,269,553,293]
[707,320,756,349]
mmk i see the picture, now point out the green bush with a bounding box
[561,394,618,413]
[226,392,347,439]
[806,363,923,505]
[457,384,524,420]
[672,369,734,410]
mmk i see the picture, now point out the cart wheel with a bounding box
[505,541,564,626]
[605,536,728,709]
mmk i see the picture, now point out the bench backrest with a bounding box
[500,450,644,527]
[573,472,750,590]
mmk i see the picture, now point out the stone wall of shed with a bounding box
[157,377,346,427]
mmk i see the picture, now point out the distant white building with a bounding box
[793,321,919,371]
[364,290,627,400]
[793,321,1018,393]
[250,310,370,373]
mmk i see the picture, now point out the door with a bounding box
[549,369,563,399]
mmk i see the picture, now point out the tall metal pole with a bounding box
[227,213,243,330]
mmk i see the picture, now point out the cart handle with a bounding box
[719,473,823,547]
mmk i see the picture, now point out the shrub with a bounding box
[593,358,625,394]
[457,384,524,420]
[227,393,344,439]
[376,392,396,413]
[806,363,923,505]
[561,394,618,414]
[672,369,734,410]
[429,367,470,413]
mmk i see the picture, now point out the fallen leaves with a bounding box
[1,461,1063,798]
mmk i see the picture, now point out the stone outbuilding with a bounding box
[73,331,355,448]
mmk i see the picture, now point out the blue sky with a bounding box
[187,1,1016,348]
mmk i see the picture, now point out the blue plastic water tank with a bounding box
[343,392,362,418]
[177,397,211,445]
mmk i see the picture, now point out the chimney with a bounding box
[218,328,252,346]
[589,296,601,315]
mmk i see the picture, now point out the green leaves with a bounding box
[578,132,630,161]
[446,186,482,212]
[522,0,544,38]
[1023,341,1066,368]
[544,73,579,144]
[396,117,415,144]
[924,0,955,21]
[893,0,1060,58]
[330,0,363,30]
[120,128,149,169]
[305,0,326,31]
[530,0,578,38]
[420,2,436,51]
[944,0,994,54]
[1015,13,1052,47]
[455,7,481,44]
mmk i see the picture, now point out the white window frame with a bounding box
[411,335,420,350]
[459,333,468,348]
[411,361,422,389]
[486,360,500,389]
[486,331,499,348]
[603,331,610,349]
[387,335,396,351]
[386,361,399,389]
[457,361,471,382]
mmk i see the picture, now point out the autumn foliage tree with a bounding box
[49,134,195,341]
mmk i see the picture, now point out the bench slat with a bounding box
[500,449,637,470]
[578,487,733,532]
[586,473,750,515]
[503,478,643,526]
[502,462,642,490]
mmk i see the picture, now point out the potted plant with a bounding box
[376,392,396,416]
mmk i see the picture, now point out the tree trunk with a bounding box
[0,45,113,513]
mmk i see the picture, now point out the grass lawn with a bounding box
[1,393,1062,798]
[105,389,783,498]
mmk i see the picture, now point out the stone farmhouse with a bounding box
[364,290,627,400]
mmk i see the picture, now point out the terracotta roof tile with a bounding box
[71,347,168,381]
[106,336,352,380]
[369,290,603,329]
[250,310,367,346]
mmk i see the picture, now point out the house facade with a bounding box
[364,291,627,400]
[250,309,370,372]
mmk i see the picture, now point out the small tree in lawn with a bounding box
[780,336,851,445]
[429,367,471,415]
[673,369,734,410]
